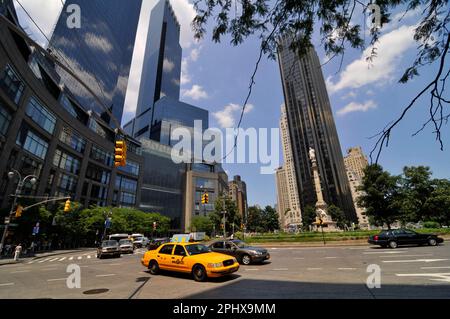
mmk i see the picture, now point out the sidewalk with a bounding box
[0,248,94,266]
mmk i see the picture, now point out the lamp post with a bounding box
[0,170,37,254]
[101,210,112,242]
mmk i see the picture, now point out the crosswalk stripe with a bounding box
[49,258,59,262]
[77,256,82,260]
[87,255,91,259]
[58,257,66,261]
[69,257,74,260]
[38,258,51,263]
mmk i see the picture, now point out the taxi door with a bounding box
[171,245,190,272]
[156,244,175,269]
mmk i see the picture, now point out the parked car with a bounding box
[208,239,270,265]
[368,229,444,249]
[131,234,149,248]
[119,239,134,254]
[147,237,170,250]
[141,242,239,281]
[97,240,121,259]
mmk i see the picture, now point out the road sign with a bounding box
[4,217,10,224]
[105,217,112,229]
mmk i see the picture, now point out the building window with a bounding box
[195,177,215,189]
[117,160,139,176]
[120,192,136,206]
[59,127,86,153]
[53,149,81,174]
[25,97,56,134]
[115,175,137,193]
[0,102,12,136]
[90,184,108,200]
[56,173,78,193]
[16,125,48,160]
[90,145,113,167]
[85,163,110,184]
[88,118,106,138]
[60,94,88,124]
[0,64,25,104]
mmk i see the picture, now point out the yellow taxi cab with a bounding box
[141,241,239,281]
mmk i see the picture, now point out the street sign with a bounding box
[4,217,10,224]
[105,217,112,229]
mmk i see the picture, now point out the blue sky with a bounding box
[15,0,450,208]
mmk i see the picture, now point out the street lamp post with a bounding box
[0,170,37,254]
[101,210,112,242]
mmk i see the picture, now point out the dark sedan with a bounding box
[209,239,270,265]
[368,229,444,249]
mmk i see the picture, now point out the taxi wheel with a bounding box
[192,265,207,282]
[149,260,160,275]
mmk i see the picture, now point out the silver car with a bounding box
[119,239,134,254]
[97,240,121,259]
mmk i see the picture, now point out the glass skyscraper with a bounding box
[277,38,356,221]
[48,0,143,126]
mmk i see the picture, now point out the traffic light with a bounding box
[114,140,127,167]
[64,199,71,212]
[15,205,23,218]
[201,193,209,204]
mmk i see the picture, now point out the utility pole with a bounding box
[222,210,227,239]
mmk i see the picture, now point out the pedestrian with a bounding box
[14,243,22,261]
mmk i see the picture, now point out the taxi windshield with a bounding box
[185,244,211,255]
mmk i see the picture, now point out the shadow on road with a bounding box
[142,269,241,283]
[183,278,450,299]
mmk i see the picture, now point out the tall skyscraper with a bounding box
[275,166,289,229]
[344,146,369,181]
[277,39,356,221]
[48,0,143,126]
[0,0,19,25]
[228,175,248,220]
[131,0,183,139]
[279,103,302,228]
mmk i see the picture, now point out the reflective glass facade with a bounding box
[138,138,186,231]
[48,0,143,125]
[135,0,182,118]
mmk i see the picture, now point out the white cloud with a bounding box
[84,33,113,53]
[341,91,357,100]
[169,0,197,49]
[190,46,202,61]
[182,85,208,100]
[326,25,416,94]
[213,103,254,128]
[163,58,175,73]
[14,0,63,47]
[180,58,191,85]
[337,100,377,116]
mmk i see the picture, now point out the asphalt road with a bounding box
[1,244,450,299]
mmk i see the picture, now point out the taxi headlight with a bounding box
[207,262,223,268]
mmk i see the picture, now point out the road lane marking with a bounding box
[0,283,14,287]
[49,258,59,262]
[272,268,288,271]
[324,257,338,259]
[96,274,116,277]
[338,268,357,270]
[379,254,433,258]
[383,259,449,263]
[10,270,30,274]
[41,268,58,271]
[77,256,82,260]
[38,258,52,263]
[364,251,407,254]
[69,257,74,260]
[47,278,66,282]
[421,266,450,269]
[396,273,450,283]
[58,257,66,261]
[27,261,35,264]
[87,255,91,259]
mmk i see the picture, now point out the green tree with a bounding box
[211,194,241,235]
[423,179,450,227]
[327,205,349,230]
[357,164,401,229]
[302,205,316,231]
[396,166,433,224]
[191,216,214,234]
[246,205,263,232]
[262,205,279,232]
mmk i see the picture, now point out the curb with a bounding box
[0,248,94,266]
